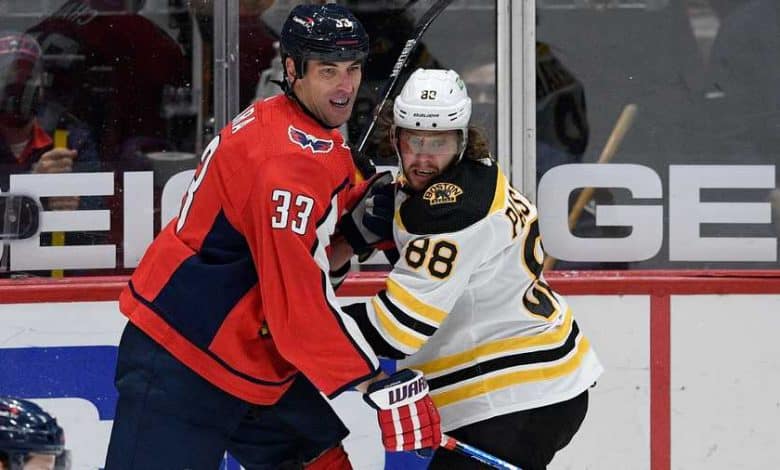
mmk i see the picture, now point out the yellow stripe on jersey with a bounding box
[393,175,408,232]
[371,297,425,351]
[488,168,507,215]
[394,207,407,233]
[412,308,574,375]
[386,277,447,325]
[431,336,592,408]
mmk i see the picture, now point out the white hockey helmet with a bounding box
[392,68,472,161]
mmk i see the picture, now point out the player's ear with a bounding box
[284,57,298,80]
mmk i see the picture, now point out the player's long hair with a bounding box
[464,126,492,162]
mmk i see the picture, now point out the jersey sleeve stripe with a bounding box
[410,308,575,376]
[386,277,447,325]
[487,167,508,215]
[313,193,380,374]
[341,302,408,359]
[371,298,426,353]
[429,334,592,408]
[393,204,406,233]
[377,291,438,336]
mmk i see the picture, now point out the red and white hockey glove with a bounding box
[364,369,442,453]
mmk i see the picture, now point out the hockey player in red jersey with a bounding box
[104,4,440,469]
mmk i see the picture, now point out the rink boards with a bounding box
[1,272,779,470]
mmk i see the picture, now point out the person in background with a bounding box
[27,0,186,161]
[0,32,100,275]
[0,397,70,470]
[536,40,629,270]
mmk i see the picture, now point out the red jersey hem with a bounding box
[119,288,294,405]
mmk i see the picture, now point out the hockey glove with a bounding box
[364,369,442,453]
[339,171,395,256]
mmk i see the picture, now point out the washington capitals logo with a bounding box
[292,16,315,30]
[288,126,334,154]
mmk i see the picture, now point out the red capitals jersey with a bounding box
[119,95,380,404]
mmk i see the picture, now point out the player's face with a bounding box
[292,58,362,128]
[398,129,459,191]
[22,454,56,470]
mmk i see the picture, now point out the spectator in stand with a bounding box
[0,397,70,470]
[536,40,629,270]
[0,32,100,275]
[27,0,186,162]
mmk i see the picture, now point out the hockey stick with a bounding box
[353,0,455,178]
[543,103,638,272]
[441,434,523,470]
[0,194,40,241]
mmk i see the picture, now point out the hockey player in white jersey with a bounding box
[341,68,604,469]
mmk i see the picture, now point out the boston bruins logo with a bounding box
[423,182,463,206]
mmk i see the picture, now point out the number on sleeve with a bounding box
[404,237,458,280]
[405,238,430,269]
[271,190,291,229]
[291,194,314,235]
[428,240,457,278]
[270,190,315,235]
[177,135,221,232]
[521,219,561,320]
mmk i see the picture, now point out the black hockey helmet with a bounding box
[0,32,43,127]
[280,3,368,80]
[0,397,66,470]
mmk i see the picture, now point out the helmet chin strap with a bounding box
[455,128,468,163]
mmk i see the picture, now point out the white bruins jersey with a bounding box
[345,158,603,432]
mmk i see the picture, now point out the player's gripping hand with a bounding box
[364,369,442,452]
[339,171,395,256]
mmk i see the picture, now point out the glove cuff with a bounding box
[364,369,429,410]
